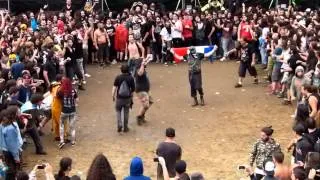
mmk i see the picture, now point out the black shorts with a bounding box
[238,61,257,78]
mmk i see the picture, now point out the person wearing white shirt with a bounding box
[160,21,173,64]
[171,14,183,48]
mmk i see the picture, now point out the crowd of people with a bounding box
[0,0,318,179]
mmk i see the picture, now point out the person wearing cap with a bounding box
[183,47,205,106]
[156,128,182,180]
[249,127,281,180]
[245,161,277,180]
[175,160,190,180]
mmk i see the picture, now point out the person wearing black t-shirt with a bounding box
[106,19,116,64]
[156,128,182,180]
[135,56,152,125]
[112,64,135,133]
[226,38,258,88]
[293,123,314,164]
[63,37,85,90]
[43,50,59,88]
[306,118,320,144]
[141,13,154,56]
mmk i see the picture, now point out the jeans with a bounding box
[116,105,130,130]
[221,37,231,57]
[97,43,109,64]
[3,151,20,180]
[60,113,76,143]
[76,58,85,79]
[26,127,44,153]
[151,41,161,61]
[260,48,268,65]
[83,48,88,74]
[65,64,83,81]
[128,59,140,76]
[162,41,173,63]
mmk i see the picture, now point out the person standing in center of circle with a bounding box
[184,47,205,107]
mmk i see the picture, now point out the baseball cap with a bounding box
[264,161,275,175]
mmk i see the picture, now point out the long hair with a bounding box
[58,157,72,178]
[87,154,116,180]
[60,77,73,96]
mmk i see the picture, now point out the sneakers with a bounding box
[200,96,205,106]
[192,97,199,107]
[235,83,243,88]
[277,92,285,98]
[84,73,91,78]
[220,57,226,62]
[71,141,76,146]
[111,60,117,65]
[58,142,65,149]
[82,80,87,85]
[137,116,143,126]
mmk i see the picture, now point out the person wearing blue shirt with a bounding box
[30,12,38,32]
[0,106,23,179]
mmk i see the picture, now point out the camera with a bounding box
[153,157,159,162]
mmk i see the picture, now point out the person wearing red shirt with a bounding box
[237,15,253,41]
[182,14,193,47]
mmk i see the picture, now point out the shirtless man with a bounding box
[83,21,93,78]
[94,22,111,67]
[125,34,145,76]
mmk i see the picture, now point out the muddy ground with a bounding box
[24,61,294,179]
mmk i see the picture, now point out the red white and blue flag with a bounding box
[170,45,218,63]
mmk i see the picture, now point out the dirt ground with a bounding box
[24,61,295,179]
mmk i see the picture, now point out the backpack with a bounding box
[118,80,131,98]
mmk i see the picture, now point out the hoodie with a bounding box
[124,157,151,180]
[31,18,38,31]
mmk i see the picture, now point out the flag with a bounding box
[170,45,218,63]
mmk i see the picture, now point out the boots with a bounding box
[200,96,205,106]
[192,97,199,107]
[141,114,147,123]
[137,116,144,126]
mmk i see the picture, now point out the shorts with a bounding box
[238,61,257,78]
[271,63,282,82]
[137,91,150,108]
